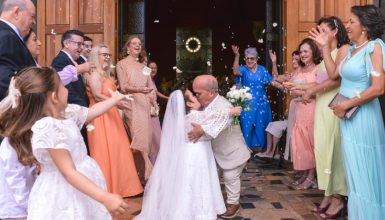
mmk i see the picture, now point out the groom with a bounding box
[188,75,251,219]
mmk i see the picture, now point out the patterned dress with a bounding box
[291,67,317,171]
[116,58,153,153]
[238,65,272,149]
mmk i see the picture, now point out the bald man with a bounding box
[0,0,36,100]
[188,74,250,219]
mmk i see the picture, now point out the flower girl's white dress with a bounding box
[27,104,111,220]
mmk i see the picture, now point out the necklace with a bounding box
[354,40,368,49]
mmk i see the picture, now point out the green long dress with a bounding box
[314,49,347,196]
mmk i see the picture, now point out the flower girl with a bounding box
[0,67,129,219]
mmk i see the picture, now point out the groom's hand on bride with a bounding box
[188,122,204,143]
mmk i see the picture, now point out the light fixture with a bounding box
[185,37,201,53]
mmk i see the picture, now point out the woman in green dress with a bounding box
[302,16,350,218]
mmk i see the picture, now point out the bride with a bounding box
[135,89,241,220]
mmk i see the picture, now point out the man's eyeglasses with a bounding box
[244,57,256,61]
[69,40,84,47]
[99,53,112,58]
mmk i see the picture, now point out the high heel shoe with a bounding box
[295,178,317,190]
[312,204,330,214]
[319,200,346,219]
[319,207,346,219]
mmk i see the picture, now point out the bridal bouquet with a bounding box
[226,86,252,125]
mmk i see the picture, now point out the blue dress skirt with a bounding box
[339,39,385,220]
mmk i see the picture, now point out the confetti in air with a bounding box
[86,124,95,132]
[50,29,57,35]
[154,20,160,23]
[273,22,278,27]
[110,64,116,69]
[262,29,265,34]
[221,42,227,49]
[207,60,212,66]
[173,66,183,73]
[258,38,263,44]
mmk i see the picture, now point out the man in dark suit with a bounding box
[51,29,92,153]
[0,0,36,100]
[51,29,91,107]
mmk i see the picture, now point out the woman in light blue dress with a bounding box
[231,46,277,150]
[331,5,385,220]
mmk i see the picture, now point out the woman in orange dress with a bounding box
[85,44,143,197]
[116,36,156,180]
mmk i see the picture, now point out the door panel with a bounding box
[284,0,373,72]
[37,0,117,66]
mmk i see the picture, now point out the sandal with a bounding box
[295,178,317,190]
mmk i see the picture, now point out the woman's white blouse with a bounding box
[0,138,36,218]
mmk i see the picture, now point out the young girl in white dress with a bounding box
[135,89,241,220]
[0,67,130,220]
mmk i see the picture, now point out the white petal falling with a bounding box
[50,29,57,35]
[273,22,278,27]
[86,124,95,132]
[258,38,263,43]
[207,60,211,66]
[154,20,160,23]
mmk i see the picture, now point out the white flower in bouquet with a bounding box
[226,86,253,124]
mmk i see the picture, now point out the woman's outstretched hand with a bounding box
[232,45,240,56]
[269,50,277,63]
[308,25,331,49]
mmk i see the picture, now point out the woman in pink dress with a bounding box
[285,38,321,190]
[116,36,157,180]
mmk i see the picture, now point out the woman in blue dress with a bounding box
[232,46,278,151]
[331,5,385,220]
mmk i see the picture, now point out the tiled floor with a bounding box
[116,157,347,220]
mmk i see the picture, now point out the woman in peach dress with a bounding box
[116,36,157,180]
[85,44,143,197]
[286,39,321,190]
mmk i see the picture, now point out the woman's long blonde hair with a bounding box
[88,44,114,79]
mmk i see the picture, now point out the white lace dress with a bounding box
[135,109,229,220]
[27,104,111,220]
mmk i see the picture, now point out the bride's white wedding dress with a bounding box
[135,90,229,220]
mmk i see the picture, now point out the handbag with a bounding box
[328,93,359,119]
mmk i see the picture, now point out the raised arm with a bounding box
[232,45,241,76]
[86,89,130,122]
[269,49,279,77]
